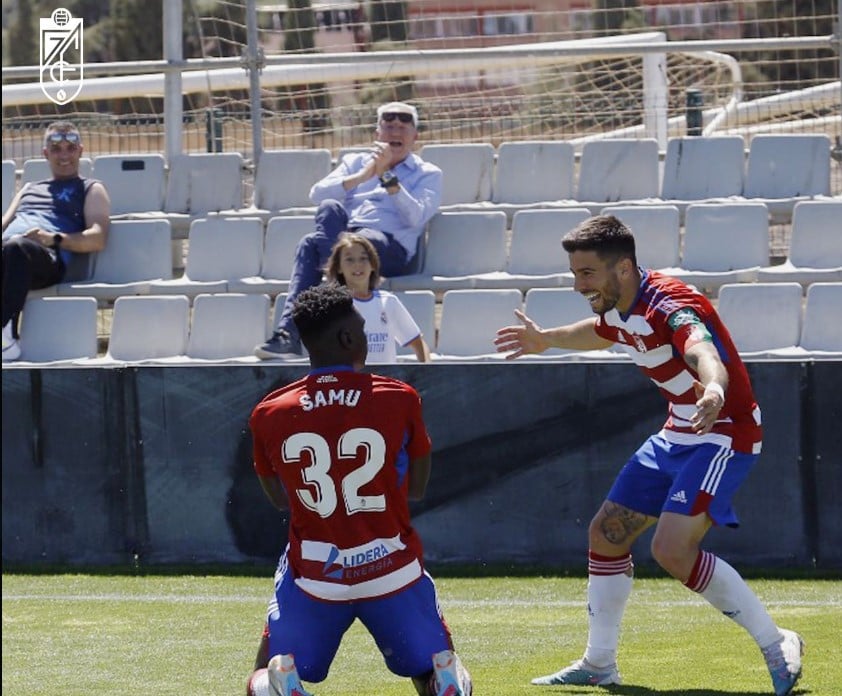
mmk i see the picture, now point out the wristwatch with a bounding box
[52,233,63,249]
[379,170,399,190]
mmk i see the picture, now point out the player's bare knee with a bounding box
[590,501,647,551]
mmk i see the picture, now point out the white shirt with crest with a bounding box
[353,289,421,363]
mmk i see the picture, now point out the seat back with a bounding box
[2,159,16,212]
[493,141,575,204]
[437,289,521,357]
[508,208,590,274]
[107,295,190,360]
[682,203,769,271]
[262,216,312,280]
[184,217,263,281]
[422,211,507,277]
[600,205,681,269]
[19,297,98,361]
[788,200,842,268]
[187,293,270,360]
[92,154,166,214]
[577,139,659,202]
[254,149,331,210]
[393,290,436,355]
[800,282,842,352]
[661,136,745,200]
[419,144,494,205]
[85,219,173,283]
[524,288,593,356]
[716,283,802,353]
[165,153,244,214]
[744,134,831,199]
[21,157,93,184]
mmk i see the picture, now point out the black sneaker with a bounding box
[254,329,302,360]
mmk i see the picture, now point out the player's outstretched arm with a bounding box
[495,310,609,359]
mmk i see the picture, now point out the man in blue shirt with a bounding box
[255,102,442,359]
[2,121,111,362]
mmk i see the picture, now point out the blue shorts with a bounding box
[267,552,453,683]
[607,434,758,527]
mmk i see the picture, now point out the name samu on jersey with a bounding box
[298,380,362,411]
[593,270,762,454]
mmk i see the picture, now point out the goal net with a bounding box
[1,0,839,163]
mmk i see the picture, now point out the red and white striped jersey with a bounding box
[250,367,432,601]
[594,271,762,454]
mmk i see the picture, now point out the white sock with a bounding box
[583,552,633,668]
[247,668,270,696]
[687,550,781,649]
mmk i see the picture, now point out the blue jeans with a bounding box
[276,199,410,339]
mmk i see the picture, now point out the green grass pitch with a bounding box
[2,571,840,695]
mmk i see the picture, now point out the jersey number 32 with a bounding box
[283,428,387,518]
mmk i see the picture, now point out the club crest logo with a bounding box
[40,8,84,105]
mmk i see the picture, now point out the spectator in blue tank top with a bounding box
[2,121,111,362]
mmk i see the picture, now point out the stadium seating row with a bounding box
[29,199,842,304]
[3,134,834,232]
[6,282,841,365]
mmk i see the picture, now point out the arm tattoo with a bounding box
[600,502,648,545]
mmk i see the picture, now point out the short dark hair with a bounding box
[292,284,356,341]
[561,215,637,267]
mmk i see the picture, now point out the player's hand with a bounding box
[690,379,724,435]
[494,309,545,359]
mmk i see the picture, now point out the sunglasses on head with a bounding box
[381,112,414,124]
[46,131,81,148]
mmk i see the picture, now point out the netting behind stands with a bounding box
[2,0,839,164]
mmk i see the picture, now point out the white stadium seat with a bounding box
[148,217,263,297]
[493,140,576,205]
[106,295,190,362]
[57,219,173,301]
[252,149,331,215]
[661,202,769,292]
[716,282,804,357]
[419,143,494,206]
[576,139,659,212]
[92,154,166,215]
[18,296,98,363]
[757,199,842,285]
[186,292,270,361]
[473,208,590,290]
[799,282,842,357]
[387,211,507,293]
[743,134,832,223]
[660,136,745,219]
[435,289,522,360]
[228,215,313,296]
